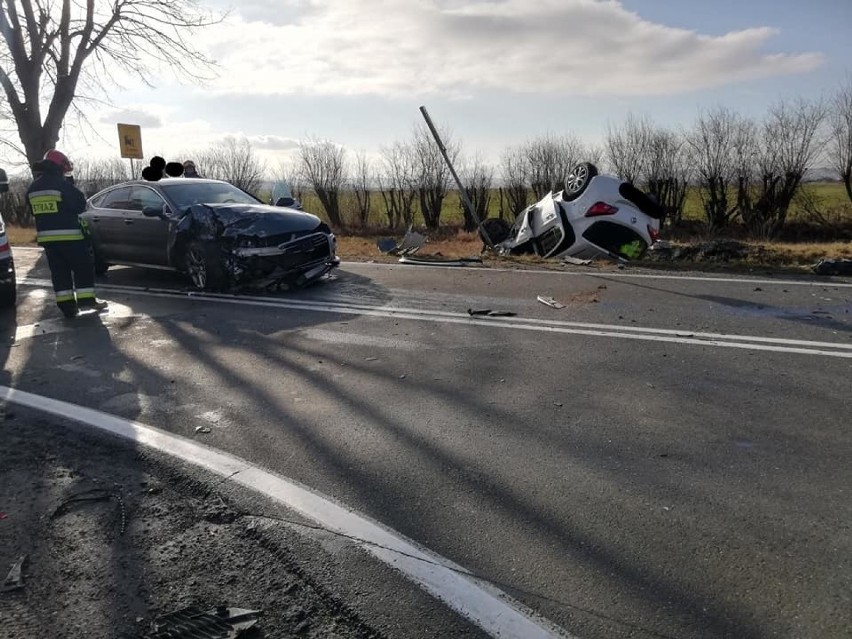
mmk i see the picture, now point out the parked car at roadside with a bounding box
[0,168,15,308]
[81,178,339,291]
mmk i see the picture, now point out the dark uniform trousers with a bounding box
[43,240,97,314]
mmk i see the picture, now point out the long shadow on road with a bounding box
[148,309,790,639]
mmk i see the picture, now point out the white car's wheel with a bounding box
[563,162,598,201]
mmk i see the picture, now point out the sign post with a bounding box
[117,123,143,178]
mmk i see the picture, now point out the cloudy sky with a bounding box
[17,0,852,171]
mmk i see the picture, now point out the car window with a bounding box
[160,182,260,211]
[130,186,166,212]
[100,187,132,210]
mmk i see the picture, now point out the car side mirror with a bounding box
[0,169,8,194]
[142,204,170,218]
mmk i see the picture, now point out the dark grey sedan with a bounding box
[82,179,338,291]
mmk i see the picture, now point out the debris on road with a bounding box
[377,228,427,256]
[467,309,517,317]
[813,258,852,276]
[399,255,483,267]
[563,256,592,266]
[537,295,565,309]
[195,425,212,434]
[147,605,262,639]
[51,488,127,535]
[1,555,26,592]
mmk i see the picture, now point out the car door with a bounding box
[88,186,133,261]
[123,186,172,266]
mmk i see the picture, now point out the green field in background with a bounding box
[290,181,851,228]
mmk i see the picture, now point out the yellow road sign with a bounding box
[117,123,143,159]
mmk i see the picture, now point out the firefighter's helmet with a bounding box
[43,149,73,174]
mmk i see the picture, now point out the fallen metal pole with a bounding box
[419,106,495,249]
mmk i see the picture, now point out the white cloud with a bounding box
[196,0,823,98]
[245,135,301,150]
[99,108,164,128]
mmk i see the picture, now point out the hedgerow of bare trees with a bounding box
[831,81,852,204]
[687,106,741,231]
[524,134,585,199]
[644,127,691,227]
[497,147,529,220]
[412,123,456,230]
[459,156,493,232]
[298,138,347,227]
[350,151,374,228]
[73,157,130,197]
[378,141,418,230]
[0,0,220,168]
[736,99,826,239]
[605,113,652,185]
[196,137,266,195]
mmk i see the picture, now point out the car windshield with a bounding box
[160,182,260,210]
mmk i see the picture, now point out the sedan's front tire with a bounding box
[185,241,229,292]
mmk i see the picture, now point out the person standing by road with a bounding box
[183,160,202,178]
[27,150,108,318]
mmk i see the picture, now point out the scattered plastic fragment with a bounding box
[563,256,592,266]
[195,426,212,434]
[537,295,565,309]
[377,228,427,256]
[147,605,261,639]
[1,555,26,592]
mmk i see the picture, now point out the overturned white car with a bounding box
[483,163,663,261]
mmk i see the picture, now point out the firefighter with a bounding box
[27,149,108,318]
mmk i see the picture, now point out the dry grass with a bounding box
[5,225,36,245]
[337,231,485,261]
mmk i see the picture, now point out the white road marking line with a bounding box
[12,245,852,288]
[16,278,852,358]
[0,385,574,639]
[343,260,852,288]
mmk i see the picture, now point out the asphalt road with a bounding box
[3,248,851,639]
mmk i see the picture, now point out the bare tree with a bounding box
[298,138,347,227]
[378,141,417,230]
[524,134,584,198]
[737,98,826,238]
[687,106,740,231]
[644,127,691,227]
[197,137,266,196]
[350,151,373,229]
[830,81,852,203]
[412,123,456,230]
[73,157,130,196]
[275,158,306,203]
[0,0,220,168]
[498,146,529,220]
[459,156,493,232]
[605,113,652,184]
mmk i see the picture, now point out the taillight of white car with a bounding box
[585,202,619,217]
[648,224,661,243]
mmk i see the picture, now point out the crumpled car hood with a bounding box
[186,203,323,238]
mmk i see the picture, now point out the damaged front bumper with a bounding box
[227,231,340,288]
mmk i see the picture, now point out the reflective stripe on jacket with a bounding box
[27,165,88,244]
